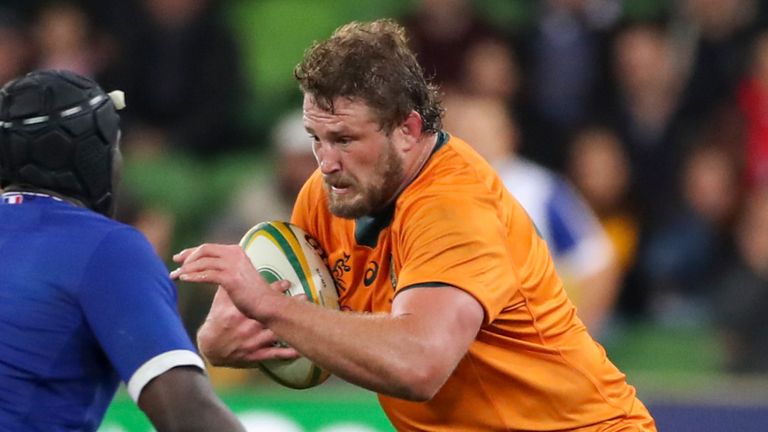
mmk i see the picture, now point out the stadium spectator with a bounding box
[568,126,639,278]
[173,19,656,431]
[674,0,759,125]
[100,0,247,157]
[567,125,644,319]
[454,35,520,102]
[401,0,503,92]
[0,8,32,86]
[32,1,101,77]
[0,69,244,431]
[517,0,620,170]
[715,188,768,373]
[115,185,176,259]
[603,21,688,228]
[737,30,768,189]
[206,109,319,244]
[443,94,620,336]
[641,138,743,327]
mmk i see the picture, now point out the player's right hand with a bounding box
[197,287,300,368]
[172,243,282,320]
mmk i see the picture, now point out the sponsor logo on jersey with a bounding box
[363,261,379,286]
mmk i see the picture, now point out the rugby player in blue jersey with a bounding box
[0,70,244,431]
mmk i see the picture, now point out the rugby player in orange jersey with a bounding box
[172,19,657,431]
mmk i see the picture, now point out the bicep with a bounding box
[138,366,210,413]
[395,196,521,323]
[392,285,484,362]
[79,229,200,391]
[138,366,244,432]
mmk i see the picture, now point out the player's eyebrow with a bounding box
[305,126,353,139]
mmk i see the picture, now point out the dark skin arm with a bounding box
[137,366,245,432]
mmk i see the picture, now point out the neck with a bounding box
[394,132,439,197]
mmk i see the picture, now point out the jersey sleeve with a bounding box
[77,227,204,402]
[394,193,521,323]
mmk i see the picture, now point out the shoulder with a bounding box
[57,205,140,236]
[49,207,152,256]
[75,217,166,277]
[394,137,512,237]
[406,134,503,202]
[96,220,156,254]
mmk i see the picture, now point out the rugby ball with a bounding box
[239,221,339,389]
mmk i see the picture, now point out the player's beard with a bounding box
[325,140,404,219]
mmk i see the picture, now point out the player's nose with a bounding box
[316,148,341,174]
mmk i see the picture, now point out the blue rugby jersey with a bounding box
[0,192,203,431]
[498,158,614,280]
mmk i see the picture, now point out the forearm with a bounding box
[170,245,480,400]
[258,295,446,401]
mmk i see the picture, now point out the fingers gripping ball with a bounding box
[239,221,339,389]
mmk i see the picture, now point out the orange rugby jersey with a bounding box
[291,132,655,432]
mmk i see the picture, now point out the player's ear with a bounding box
[396,111,423,151]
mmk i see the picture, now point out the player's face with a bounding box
[303,95,405,219]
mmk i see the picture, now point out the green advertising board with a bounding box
[99,380,394,432]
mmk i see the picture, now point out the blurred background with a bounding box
[2,0,768,430]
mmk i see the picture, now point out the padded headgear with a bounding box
[0,69,121,215]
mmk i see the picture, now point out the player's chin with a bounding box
[328,197,370,219]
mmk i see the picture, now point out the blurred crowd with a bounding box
[3,0,768,376]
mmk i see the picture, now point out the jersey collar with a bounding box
[1,191,65,205]
[353,130,449,248]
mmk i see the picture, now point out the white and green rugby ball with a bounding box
[239,220,339,389]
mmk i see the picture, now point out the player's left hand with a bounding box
[197,287,300,368]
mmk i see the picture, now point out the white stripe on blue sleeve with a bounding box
[127,349,206,402]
